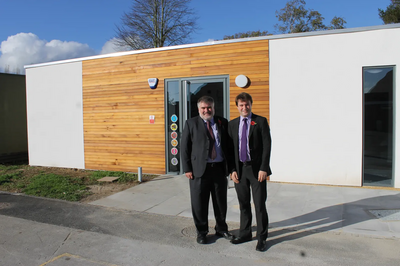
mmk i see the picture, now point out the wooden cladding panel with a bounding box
[82,39,269,174]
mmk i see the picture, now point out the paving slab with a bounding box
[91,174,400,239]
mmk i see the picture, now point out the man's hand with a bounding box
[185,172,194,179]
[230,171,239,184]
[258,170,268,182]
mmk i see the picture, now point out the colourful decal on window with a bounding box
[171,139,178,147]
[171,158,178,166]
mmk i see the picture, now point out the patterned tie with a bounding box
[207,121,217,160]
[240,118,248,162]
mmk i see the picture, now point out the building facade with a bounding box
[25,24,400,188]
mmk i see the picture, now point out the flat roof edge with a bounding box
[24,23,400,69]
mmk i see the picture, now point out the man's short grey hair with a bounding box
[197,96,214,107]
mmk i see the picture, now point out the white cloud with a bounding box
[0,33,96,74]
[100,38,131,55]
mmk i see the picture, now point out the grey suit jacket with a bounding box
[181,115,229,178]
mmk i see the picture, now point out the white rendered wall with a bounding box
[270,28,400,188]
[26,62,85,169]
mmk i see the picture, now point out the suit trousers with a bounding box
[235,164,269,241]
[189,163,228,235]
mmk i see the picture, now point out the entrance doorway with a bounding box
[363,66,395,187]
[165,75,229,174]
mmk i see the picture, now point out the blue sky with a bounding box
[0,0,391,73]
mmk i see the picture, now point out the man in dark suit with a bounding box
[181,96,234,244]
[228,92,272,252]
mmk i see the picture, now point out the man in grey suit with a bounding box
[228,92,272,252]
[181,96,233,244]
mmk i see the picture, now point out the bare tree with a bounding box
[115,0,198,50]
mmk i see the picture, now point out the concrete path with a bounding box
[91,174,400,239]
[1,175,400,265]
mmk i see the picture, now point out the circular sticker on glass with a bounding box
[171,148,178,155]
[171,132,178,139]
[171,139,178,147]
[171,115,178,123]
[171,158,178,166]
[170,123,178,131]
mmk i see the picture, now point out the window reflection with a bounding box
[363,67,394,187]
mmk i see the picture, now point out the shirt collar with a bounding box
[240,113,252,122]
[202,117,214,124]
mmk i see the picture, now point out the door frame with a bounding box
[164,75,230,174]
[362,65,396,187]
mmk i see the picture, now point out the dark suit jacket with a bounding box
[181,115,229,178]
[228,113,272,177]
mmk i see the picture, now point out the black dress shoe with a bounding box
[215,231,235,240]
[230,236,252,244]
[256,240,268,251]
[197,234,207,244]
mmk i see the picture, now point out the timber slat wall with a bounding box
[82,40,269,174]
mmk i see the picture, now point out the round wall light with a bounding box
[235,75,249,88]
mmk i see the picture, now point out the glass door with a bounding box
[165,76,229,174]
[363,66,394,187]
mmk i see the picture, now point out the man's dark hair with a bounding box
[197,96,214,107]
[235,92,253,106]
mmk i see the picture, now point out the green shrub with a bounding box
[0,164,24,171]
[0,172,23,184]
[0,174,13,185]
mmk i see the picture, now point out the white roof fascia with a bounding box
[24,23,400,70]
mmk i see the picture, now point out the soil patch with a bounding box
[0,165,156,203]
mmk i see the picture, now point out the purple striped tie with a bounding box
[240,118,247,162]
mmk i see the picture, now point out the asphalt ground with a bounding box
[1,174,400,265]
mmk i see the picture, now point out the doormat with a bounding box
[97,176,119,182]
